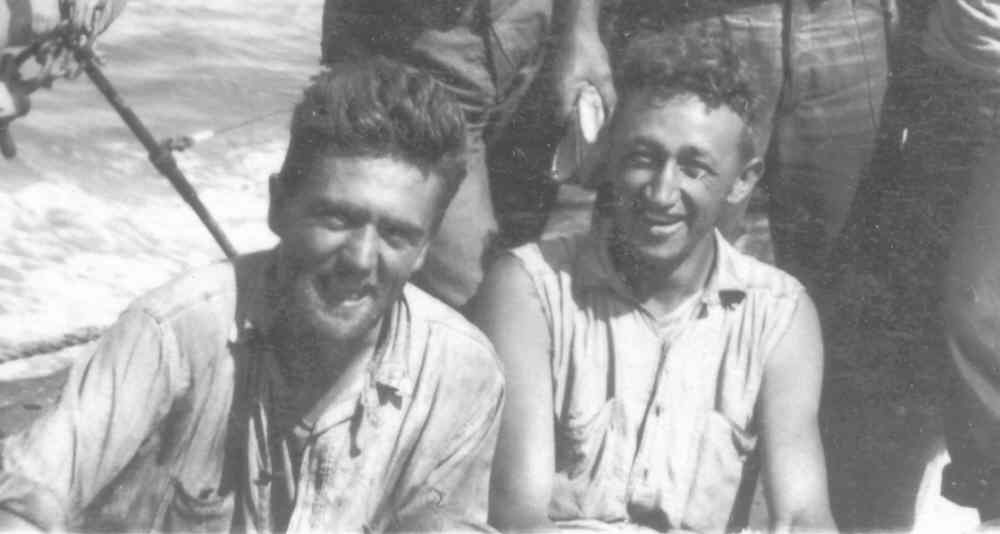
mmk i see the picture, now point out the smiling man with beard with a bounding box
[473,31,834,533]
[0,57,504,532]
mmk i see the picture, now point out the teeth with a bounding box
[342,288,371,302]
[315,275,369,304]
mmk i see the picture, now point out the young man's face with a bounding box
[269,154,445,348]
[608,90,756,266]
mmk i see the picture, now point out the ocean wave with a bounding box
[2,1,320,345]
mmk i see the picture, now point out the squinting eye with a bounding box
[312,212,347,230]
[316,213,348,230]
[381,227,414,249]
[623,152,656,168]
[680,164,709,180]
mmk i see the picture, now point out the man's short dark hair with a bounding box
[279,56,467,200]
[615,27,760,160]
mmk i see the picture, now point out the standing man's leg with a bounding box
[321,0,551,308]
[765,0,889,297]
[942,84,1000,523]
[710,3,786,241]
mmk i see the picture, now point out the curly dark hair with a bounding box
[615,25,760,129]
[279,56,467,200]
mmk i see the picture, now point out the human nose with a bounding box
[644,161,682,207]
[341,224,378,273]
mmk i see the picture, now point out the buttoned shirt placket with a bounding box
[236,312,413,532]
[582,228,741,528]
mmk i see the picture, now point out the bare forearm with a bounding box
[472,255,559,533]
[764,424,836,533]
[770,504,836,533]
[489,490,555,532]
[762,295,835,533]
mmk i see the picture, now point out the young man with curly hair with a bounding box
[473,30,835,533]
[553,0,893,309]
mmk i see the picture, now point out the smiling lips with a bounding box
[317,272,376,308]
[638,211,686,236]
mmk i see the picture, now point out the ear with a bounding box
[267,172,287,236]
[726,156,763,205]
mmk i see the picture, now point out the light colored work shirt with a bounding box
[924,0,1000,82]
[508,230,805,533]
[0,250,504,532]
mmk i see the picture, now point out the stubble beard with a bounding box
[275,273,385,366]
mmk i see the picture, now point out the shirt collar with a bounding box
[574,225,747,308]
[233,248,415,398]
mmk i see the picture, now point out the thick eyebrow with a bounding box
[311,197,425,239]
[624,137,665,156]
[626,135,721,169]
[676,145,720,171]
[378,215,426,241]
[310,197,367,222]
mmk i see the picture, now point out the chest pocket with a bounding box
[163,475,234,533]
[551,398,628,522]
[160,408,237,533]
[160,355,240,532]
[680,411,758,533]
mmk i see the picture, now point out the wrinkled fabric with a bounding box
[508,229,805,533]
[321,0,552,307]
[925,0,1000,83]
[0,250,504,532]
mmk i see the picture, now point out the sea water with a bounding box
[1,0,323,348]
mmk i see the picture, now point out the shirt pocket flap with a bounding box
[555,398,617,479]
[163,476,233,532]
[550,399,630,522]
[680,411,757,533]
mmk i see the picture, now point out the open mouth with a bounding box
[316,273,376,308]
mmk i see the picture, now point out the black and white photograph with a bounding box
[0,0,996,532]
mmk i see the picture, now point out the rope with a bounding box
[0,326,103,364]
[1,7,286,364]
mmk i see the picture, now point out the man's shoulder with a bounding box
[719,239,805,301]
[507,232,590,278]
[402,284,502,376]
[131,263,232,322]
[127,251,268,329]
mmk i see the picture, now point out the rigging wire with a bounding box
[161,108,290,152]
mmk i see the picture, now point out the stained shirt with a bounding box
[0,250,504,532]
[508,230,805,533]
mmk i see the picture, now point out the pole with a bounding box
[73,45,239,259]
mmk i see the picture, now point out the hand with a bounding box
[552,27,616,122]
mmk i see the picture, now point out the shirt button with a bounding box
[654,404,663,416]
[643,468,650,480]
